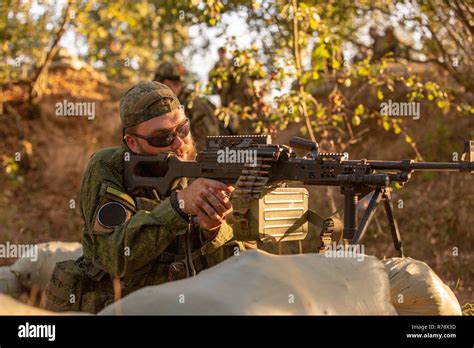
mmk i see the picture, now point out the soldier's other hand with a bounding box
[177,178,234,228]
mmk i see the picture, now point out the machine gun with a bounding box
[124,135,474,256]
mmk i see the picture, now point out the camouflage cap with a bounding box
[154,61,183,81]
[120,81,181,129]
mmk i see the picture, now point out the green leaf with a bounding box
[355,104,364,116]
[316,108,325,118]
[332,114,343,122]
[394,183,403,190]
[393,124,401,134]
[352,115,361,126]
[314,44,331,59]
[357,67,369,76]
[377,89,384,100]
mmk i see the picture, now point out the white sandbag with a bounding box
[0,294,57,315]
[10,242,82,291]
[0,293,88,316]
[382,257,461,315]
[0,266,24,296]
[100,250,397,315]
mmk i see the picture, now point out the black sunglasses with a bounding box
[129,118,190,148]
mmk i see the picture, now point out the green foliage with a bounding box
[1,0,64,82]
[1,0,471,155]
[1,0,240,82]
[1,155,23,184]
[201,0,469,156]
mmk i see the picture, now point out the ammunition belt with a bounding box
[230,152,274,240]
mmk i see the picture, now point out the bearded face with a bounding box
[124,108,197,160]
[174,138,197,160]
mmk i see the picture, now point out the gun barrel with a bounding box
[409,162,472,171]
[346,160,473,172]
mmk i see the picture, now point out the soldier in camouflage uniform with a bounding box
[209,47,232,107]
[154,61,227,150]
[208,47,257,135]
[45,81,244,313]
[370,27,400,61]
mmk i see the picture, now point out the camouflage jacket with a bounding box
[76,145,242,309]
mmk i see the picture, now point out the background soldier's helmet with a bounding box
[119,81,181,130]
[153,62,184,82]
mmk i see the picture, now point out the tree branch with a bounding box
[450,0,474,35]
[291,0,316,143]
[29,1,74,102]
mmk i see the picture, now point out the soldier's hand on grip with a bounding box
[177,178,234,230]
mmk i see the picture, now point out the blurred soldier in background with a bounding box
[370,27,400,61]
[154,61,227,150]
[208,47,258,134]
[209,47,231,106]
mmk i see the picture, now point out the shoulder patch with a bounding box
[97,201,131,229]
[99,184,136,212]
[105,186,136,208]
[91,184,136,234]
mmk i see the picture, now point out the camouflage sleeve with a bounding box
[199,222,245,267]
[80,160,189,278]
[199,221,235,254]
